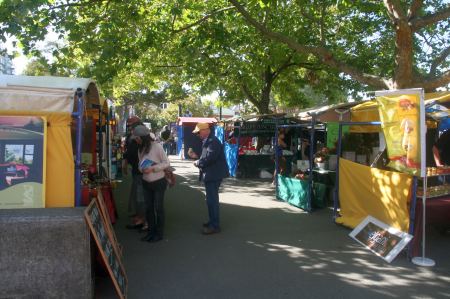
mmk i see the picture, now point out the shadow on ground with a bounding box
[97,157,450,299]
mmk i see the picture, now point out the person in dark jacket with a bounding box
[189,123,229,234]
[122,117,146,230]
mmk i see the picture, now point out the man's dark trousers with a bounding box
[205,179,222,230]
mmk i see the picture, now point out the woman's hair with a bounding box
[138,134,156,155]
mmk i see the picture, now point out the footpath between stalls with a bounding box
[103,155,450,299]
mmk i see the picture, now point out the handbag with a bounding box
[164,167,176,187]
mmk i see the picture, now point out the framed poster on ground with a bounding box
[0,116,47,208]
[349,216,413,263]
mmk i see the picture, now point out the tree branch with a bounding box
[429,46,450,76]
[407,0,423,19]
[172,6,235,34]
[229,0,390,89]
[383,0,406,22]
[418,70,450,91]
[411,5,450,31]
[272,56,293,80]
[240,82,258,105]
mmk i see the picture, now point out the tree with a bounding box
[228,0,450,91]
[22,58,52,76]
[0,0,352,114]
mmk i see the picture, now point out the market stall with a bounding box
[0,75,100,207]
[0,74,126,298]
[332,90,450,260]
[80,97,118,219]
[275,120,325,211]
[224,115,297,179]
[275,103,359,211]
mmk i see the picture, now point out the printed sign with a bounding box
[0,116,46,208]
[349,216,412,263]
[236,119,291,136]
[375,89,425,176]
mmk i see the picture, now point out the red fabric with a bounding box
[100,184,117,224]
[81,186,90,206]
[411,196,450,257]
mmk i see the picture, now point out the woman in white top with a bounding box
[133,125,170,243]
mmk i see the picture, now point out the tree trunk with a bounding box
[256,66,274,114]
[257,88,271,114]
[393,20,414,89]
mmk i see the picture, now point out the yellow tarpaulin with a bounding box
[0,110,74,208]
[336,159,412,232]
[350,101,381,133]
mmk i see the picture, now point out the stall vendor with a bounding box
[433,129,450,167]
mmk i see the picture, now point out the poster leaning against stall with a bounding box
[0,115,47,208]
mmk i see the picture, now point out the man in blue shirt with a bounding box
[190,123,229,234]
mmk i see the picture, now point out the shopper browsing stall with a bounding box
[123,116,146,230]
[134,125,170,243]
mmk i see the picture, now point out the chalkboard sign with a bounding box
[96,191,121,256]
[349,216,412,263]
[85,200,127,298]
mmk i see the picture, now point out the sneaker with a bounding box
[140,233,155,242]
[139,224,149,233]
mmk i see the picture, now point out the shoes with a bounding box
[202,222,210,228]
[202,226,221,235]
[139,224,149,233]
[126,223,144,230]
[141,233,155,242]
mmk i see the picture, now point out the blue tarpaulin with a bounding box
[177,125,183,157]
[225,142,238,177]
[215,126,224,143]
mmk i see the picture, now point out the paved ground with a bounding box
[99,156,450,299]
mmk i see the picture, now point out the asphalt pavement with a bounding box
[98,156,450,299]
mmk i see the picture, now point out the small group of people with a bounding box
[122,117,229,242]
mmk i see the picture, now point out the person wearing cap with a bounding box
[190,122,229,235]
[133,125,170,243]
[122,117,146,230]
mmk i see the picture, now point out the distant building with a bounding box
[0,54,14,75]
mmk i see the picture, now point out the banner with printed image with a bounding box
[0,116,47,208]
[375,89,425,177]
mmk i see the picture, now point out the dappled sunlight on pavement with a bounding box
[101,155,450,299]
